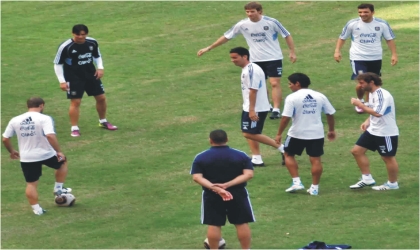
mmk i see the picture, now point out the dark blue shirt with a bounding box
[190,145,253,191]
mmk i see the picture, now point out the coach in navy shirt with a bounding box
[191,129,255,249]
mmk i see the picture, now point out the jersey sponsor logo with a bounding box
[251,32,267,42]
[303,94,315,102]
[20,117,36,137]
[20,117,34,125]
[359,33,377,43]
[375,26,380,31]
[379,145,386,153]
[302,95,317,114]
[263,26,269,30]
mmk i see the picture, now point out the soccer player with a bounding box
[275,73,336,196]
[349,73,399,191]
[2,97,72,215]
[230,47,284,167]
[54,24,117,137]
[197,1,297,120]
[334,3,398,113]
[191,129,254,249]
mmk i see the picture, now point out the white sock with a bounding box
[54,182,63,192]
[272,108,280,112]
[292,177,301,185]
[31,204,41,211]
[362,174,373,181]
[311,184,319,190]
[99,119,107,123]
[388,181,398,187]
[252,155,262,161]
[71,126,79,131]
[278,144,285,153]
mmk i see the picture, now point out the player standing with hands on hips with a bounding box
[54,24,117,137]
[334,3,398,113]
[198,1,297,120]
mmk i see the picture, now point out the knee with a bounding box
[95,94,106,103]
[269,78,280,88]
[242,132,251,139]
[350,147,361,156]
[70,99,82,107]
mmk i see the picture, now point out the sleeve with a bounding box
[339,21,354,40]
[321,95,336,115]
[375,92,392,115]
[42,116,56,135]
[54,64,66,83]
[2,120,15,138]
[224,21,243,39]
[93,41,102,58]
[272,19,290,38]
[248,65,263,90]
[53,42,68,65]
[281,96,295,117]
[381,22,395,40]
[190,156,203,175]
[242,153,254,170]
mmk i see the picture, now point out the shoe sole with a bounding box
[70,134,80,137]
[285,188,305,193]
[270,116,280,120]
[252,163,265,167]
[349,183,375,189]
[99,124,118,130]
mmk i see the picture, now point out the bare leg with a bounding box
[94,94,107,120]
[247,139,260,155]
[25,181,39,205]
[235,223,251,249]
[55,161,68,183]
[269,77,281,109]
[69,99,82,126]
[207,225,222,250]
[242,133,280,149]
[284,152,299,178]
[309,156,323,185]
[381,156,399,182]
[351,145,371,174]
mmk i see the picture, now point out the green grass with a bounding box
[1,1,419,249]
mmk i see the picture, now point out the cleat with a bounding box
[372,183,399,191]
[71,130,80,137]
[285,183,305,193]
[54,187,72,196]
[33,208,46,215]
[349,179,376,189]
[307,188,319,196]
[270,111,281,119]
[99,122,118,130]
[355,106,364,114]
[251,158,265,167]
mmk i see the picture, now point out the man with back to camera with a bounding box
[334,3,398,113]
[2,97,72,215]
[198,1,297,120]
[191,129,254,249]
[230,47,285,167]
[54,24,117,137]
[275,73,336,196]
[349,72,400,191]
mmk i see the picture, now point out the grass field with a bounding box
[1,1,419,249]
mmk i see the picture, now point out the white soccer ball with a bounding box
[55,193,76,207]
[204,238,226,249]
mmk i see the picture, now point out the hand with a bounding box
[289,52,297,63]
[94,69,104,79]
[60,82,69,91]
[334,51,342,62]
[249,110,259,121]
[327,131,336,141]
[10,150,19,159]
[197,47,211,57]
[217,189,233,201]
[275,134,282,145]
[360,122,370,131]
[351,98,362,107]
[56,152,66,162]
[391,55,398,66]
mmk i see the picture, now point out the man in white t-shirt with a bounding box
[334,3,398,114]
[350,73,400,191]
[2,97,72,215]
[230,47,284,167]
[275,73,336,195]
[198,1,297,120]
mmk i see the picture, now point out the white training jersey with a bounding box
[241,63,271,112]
[339,17,395,61]
[2,112,57,162]
[366,88,399,136]
[224,16,290,62]
[282,89,336,139]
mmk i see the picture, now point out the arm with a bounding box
[360,117,370,131]
[284,35,297,63]
[2,137,19,159]
[197,36,230,56]
[326,114,336,141]
[192,174,233,201]
[222,169,254,189]
[334,38,346,62]
[275,116,291,144]
[350,98,382,117]
[54,64,69,91]
[386,39,398,66]
[248,89,258,121]
[46,134,66,162]
[93,57,104,79]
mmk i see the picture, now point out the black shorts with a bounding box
[66,75,105,99]
[350,60,382,80]
[253,60,283,78]
[20,156,64,183]
[201,188,255,226]
[356,131,398,156]
[284,136,324,157]
[241,111,268,134]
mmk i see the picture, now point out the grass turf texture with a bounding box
[1,1,418,249]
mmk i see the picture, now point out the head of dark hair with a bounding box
[356,72,382,86]
[27,97,45,108]
[209,129,228,144]
[72,24,89,35]
[229,47,250,61]
[244,1,262,11]
[358,3,374,12]
[287,73,311,88]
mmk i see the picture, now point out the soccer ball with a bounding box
[55,193,76,207]
[204,238,226,249]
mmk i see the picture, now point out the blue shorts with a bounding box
[253,60,283,78]
[241,111,268,134]
[350,60,382,80]
[283,136,324,157]
[356,131,398,156]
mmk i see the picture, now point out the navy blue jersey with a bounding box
[190,146,253,191]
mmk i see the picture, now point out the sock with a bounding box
[292,177,301,185]
[54,182,63,192]
[362,174,373,181]
[311,184,319,190]
[251,155,263,163]
[71,126,79,131]
[99,119,107,123]
[272,108,280,112]
[31,204,41,211]
[388,181,398,187]
[278,144,285,153]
